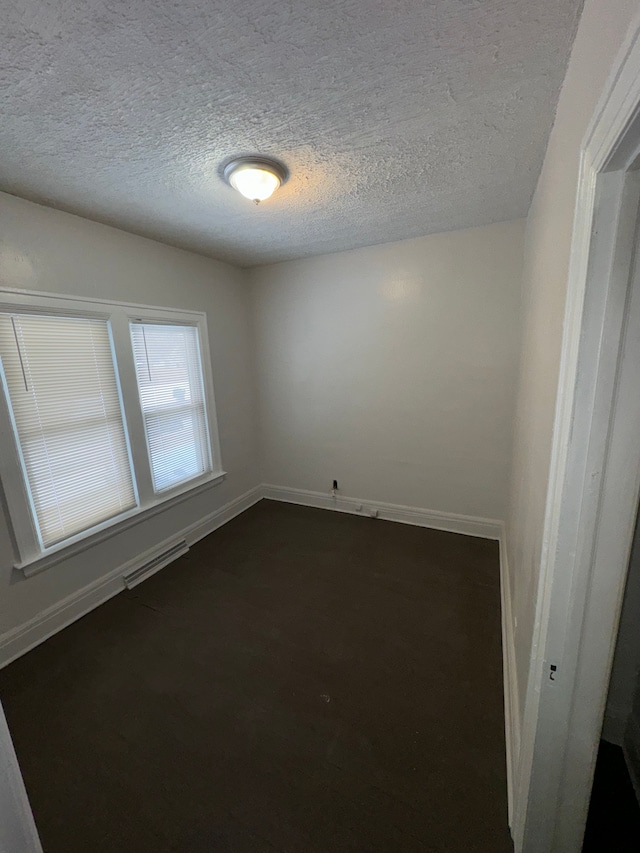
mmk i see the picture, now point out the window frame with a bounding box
[0,288,225,577]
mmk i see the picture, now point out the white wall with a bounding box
[0,192,259,638]
[251,220,525,521]
[507,0,640,726]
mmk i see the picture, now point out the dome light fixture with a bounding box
[223,157,287,204]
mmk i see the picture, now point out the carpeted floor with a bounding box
[0,499,512,852]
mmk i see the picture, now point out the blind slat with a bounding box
[130,323,211,493]
[0,313,137,547]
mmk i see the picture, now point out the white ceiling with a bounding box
[1,1,583,267]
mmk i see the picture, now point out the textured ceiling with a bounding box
[1,0,583,267]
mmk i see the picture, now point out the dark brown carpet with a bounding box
[0,499,512,852]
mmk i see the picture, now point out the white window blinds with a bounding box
[0,313,137,547]
[130,323,211,493]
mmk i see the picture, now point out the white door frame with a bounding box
[514,14,640,853]
[0,702,42,852]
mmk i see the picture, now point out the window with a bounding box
[131,323,211,493]
[0,291,223,573]
[0,314,136,548]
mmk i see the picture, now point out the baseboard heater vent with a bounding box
[123,540,189,590]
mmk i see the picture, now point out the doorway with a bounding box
[512,23,640,852]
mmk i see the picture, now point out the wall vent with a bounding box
[122,540,189,590]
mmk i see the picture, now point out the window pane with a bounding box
[0,313,137,547]
[130,323,211,492]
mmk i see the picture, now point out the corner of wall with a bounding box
[243,265,267,484]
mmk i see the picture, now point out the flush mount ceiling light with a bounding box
[223,157,287,204]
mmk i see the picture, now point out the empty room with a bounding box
[2,1,640,851]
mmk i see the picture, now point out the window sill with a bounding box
[15,471,227,578]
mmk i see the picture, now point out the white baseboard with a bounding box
[499,527,520,829]
[0,486,262,670]
[262,484,503,540]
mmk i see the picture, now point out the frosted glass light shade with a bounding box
[223,157,287,203]
[230,166,280,201]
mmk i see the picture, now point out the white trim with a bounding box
[262,484,502,539]
[499,526,520,830]
[0,702,43,853]
[0,286,206,319]
[0,485,262,670]
[514,13,640,852]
